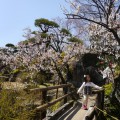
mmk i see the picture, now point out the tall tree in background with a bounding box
[0,18,85,84]
[66,0,120,45]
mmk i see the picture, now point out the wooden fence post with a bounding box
[56,88,58,99]
[63,87,68,104]
[41,91,47,120]
[95,90,105,120]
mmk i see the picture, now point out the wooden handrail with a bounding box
[92,89,104,94]
[30,83,75,119]
[85,107,95,120]
[85,89,105,120]
[36,91,75,111]
[30,83,72,92]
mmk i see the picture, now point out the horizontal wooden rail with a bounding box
[0,76,8,78]
[29,83,75,119]
[30,83,72,92]
[45,100,74,120]
[36,91,75,111]
[92,89,104,94]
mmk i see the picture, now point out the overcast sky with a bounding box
[0,0,69,47]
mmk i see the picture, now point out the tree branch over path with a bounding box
[65,0,120,45]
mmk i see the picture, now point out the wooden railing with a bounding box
[85,89,105,120]
[29,83,76,120]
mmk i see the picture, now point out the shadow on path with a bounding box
[58,102,82,120]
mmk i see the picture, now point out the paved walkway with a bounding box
[58,95,96,120]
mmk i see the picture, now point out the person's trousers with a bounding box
[83,95,89,107]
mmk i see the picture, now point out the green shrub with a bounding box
[11,69,20,74]
[0,89,36,120]
[104,83,113,96]
[16,72,31,83]
[32,72,45,85]
[104,82,120,119]
[115,65,120,77]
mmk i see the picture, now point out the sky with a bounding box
[0,0,69,47]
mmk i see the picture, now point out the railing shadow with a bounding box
[58,101,82,120]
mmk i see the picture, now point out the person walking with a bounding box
[77,74,102,110]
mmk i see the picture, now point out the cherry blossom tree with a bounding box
[89,23,120,60]
[65,0,120,45]
[0,18,85,84]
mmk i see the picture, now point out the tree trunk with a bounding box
[66,64,73,82]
